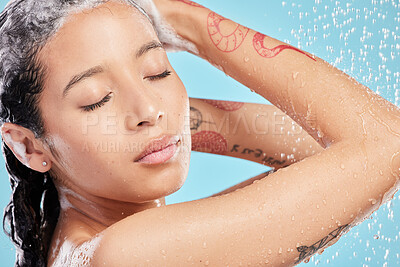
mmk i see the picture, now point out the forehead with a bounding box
[37,1,158,91]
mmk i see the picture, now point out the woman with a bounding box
[0,0,398,266]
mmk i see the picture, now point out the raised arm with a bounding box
[155,0,400,147]
[90,1,400,266]
[189,97,324,169]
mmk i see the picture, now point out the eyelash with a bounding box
[82,92,112,112]
[146,70,172,81]
[81,70,172,112]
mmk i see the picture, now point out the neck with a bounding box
[57,185,166,231]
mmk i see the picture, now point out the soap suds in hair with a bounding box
[2,132,30,168]
[133,0,199,54]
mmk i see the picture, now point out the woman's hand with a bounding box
[134,0,199,53]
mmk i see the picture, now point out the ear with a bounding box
[1,122,51,173]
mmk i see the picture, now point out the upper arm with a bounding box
[91,135,398,266]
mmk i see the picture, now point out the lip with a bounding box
[134,134,181,164]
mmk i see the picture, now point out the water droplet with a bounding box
[244,57,250,62]
[340,163,345,169]
[204,260,210,266]
[278,247,283,254]
[369,198,377,205]
[374,234,380,239]
[291,215,295,221]
[203,242,207,249]
[160,249,166,256]
[390,152,400,178]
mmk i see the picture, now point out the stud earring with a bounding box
[42,161,47,167]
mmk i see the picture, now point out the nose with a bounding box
[124,94,164,131]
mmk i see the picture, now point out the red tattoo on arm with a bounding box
[207,12,249,52]
[201,99,244,111]
[253,32,316,61]
[176,0,204,8]
[191,131,228,154]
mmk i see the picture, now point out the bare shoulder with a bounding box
[47,211,103,266]
[91,195,240,266]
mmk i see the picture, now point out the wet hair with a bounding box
[0,0,151,266]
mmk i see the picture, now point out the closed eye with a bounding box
[146,70,171,81]
[81,92,112,112]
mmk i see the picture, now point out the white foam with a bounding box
[2,132,30,167]
[51,233,103,267]
[57,187,74,211]
[57,185,100,212]
[44,134,76,177]
[71,233,103,266]
[134,0,199,54]
[51,236,61,261]
[51,239,77,267]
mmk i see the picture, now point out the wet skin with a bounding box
[1,0,399,266]
[32,2,191,264]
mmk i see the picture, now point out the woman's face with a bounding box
[37,1,191,203]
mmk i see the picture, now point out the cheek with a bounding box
[48,132,115,188]
[159,79,189,129]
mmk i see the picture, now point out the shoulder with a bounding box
[48,234,103,266]
[47,211,102,266]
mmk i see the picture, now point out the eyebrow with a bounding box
[136,40,163,58]
[62,40,164,98]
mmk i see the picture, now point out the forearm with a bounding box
[159,0,400,147]
[190,97,324,168]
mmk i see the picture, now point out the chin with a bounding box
[145,168,187,199]
[115,166,187,203]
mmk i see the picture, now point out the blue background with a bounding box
[0,0,399,266]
